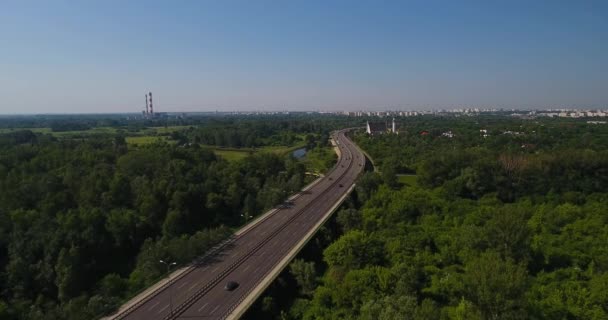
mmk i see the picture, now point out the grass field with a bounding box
[397,174,418,187]
[139,125,192,135]
[261,144,306,155]
[0,126,192,147]
[125,136,174,145]
[212,149,254,161]
[0,125,189,137]
[0,127,53,134]
[207,143,306,162]
[0,125,309,162]
[0,127,121,136]
[300,147,337,173]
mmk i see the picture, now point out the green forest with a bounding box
[0,115,340,319]
[273,117,608,320]
[1,114,607,320]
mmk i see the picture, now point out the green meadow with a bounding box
[1,125,313,162]
[397,174,418,186]
[207,144,306,162]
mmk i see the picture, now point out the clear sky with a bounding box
[1,0,607,114]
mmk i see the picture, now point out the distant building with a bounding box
[366,118,398,135]
[366,122,388,135]
[503,130,523,135]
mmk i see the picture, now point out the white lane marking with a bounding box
[260,251,265,256]
[210,305,220,315]
[177,281,187,289]
[147,301,160,310]
[253,266,260,274]
[243,265,250,272]
[189,282,198,291]
[158,304,169,313]
[201,265,209,271]
[211,267,219,273]
[198,302,209,312]
[231,252,239,258]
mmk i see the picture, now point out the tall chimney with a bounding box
[145,94,149,114]
[149,92,154,115]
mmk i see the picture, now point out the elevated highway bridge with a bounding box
[107,129,365,320]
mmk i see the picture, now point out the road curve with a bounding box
[109,129,365,320]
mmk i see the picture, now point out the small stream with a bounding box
[292,148,307,159]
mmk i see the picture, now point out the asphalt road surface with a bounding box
[111,129,365,320]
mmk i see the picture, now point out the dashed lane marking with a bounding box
[210,305,220,315]
[157,304,169,313]
[147,301,160,311]
[197,302,209,312]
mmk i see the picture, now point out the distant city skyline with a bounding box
[1,1,607,114]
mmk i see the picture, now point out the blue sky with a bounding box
[1,0,607,113]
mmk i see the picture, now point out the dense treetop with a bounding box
[0,115,338,319]
[281,117,608,320]
[1,114,606,319]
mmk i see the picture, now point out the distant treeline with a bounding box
[356,117,608,201]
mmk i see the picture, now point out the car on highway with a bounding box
[339,184,343,187]
[224,281,239,291]
[280,200,295,208]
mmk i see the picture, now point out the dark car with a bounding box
[281,200,295,208]
[224,281,239,291]
[339,184,343,187]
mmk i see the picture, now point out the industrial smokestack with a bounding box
[149,92,154,115]
[145,94,149,114]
